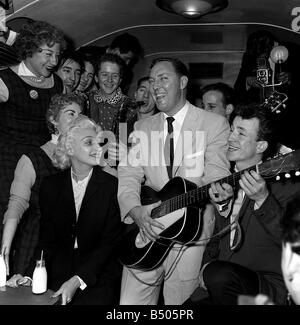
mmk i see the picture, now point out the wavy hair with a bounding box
[53,115,101,170]
[13,20,67,60]
[46,93,84,134]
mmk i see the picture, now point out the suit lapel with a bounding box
[173,104,198,175]
[78,167,102,219]
[60,170,77,223]
[150,113,169,183]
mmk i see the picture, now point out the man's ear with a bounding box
[256,140,268,154]
[134,91,138,100]
[225,104,234,117]
[180,76,188,90]
[95,75,99,84]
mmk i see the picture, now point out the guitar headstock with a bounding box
[261,90,288,114]
[259,149,300,179]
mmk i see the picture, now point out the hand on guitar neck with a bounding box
[209,170,269,211]
[119,151,300,271]
[209,182,233,204]
[240,170,269,209]
[128,201,164,242]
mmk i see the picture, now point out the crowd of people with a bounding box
[0,18,300,306]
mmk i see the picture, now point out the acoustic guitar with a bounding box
[119,150,300,271]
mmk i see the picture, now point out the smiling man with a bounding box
[127,76,158,137]
[118,57,230,305]
[0,20,66,237]
[55,51,83,94]
[190,103,300,305]
[134,76,157,119]
[201,82,236,123]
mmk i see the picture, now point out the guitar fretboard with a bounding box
[151,165,258,219]
[149,149,300,219]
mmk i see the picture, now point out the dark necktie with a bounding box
[164,116,175,179]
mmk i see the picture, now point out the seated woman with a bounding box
[6,115,122,305]
[1,93,83,275]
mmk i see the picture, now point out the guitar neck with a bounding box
[150,149,300,219]
[152,165,258,218]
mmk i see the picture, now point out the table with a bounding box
[0,286,59,305]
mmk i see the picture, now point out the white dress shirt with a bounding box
[163,101,189,149]
[70,167,93,290]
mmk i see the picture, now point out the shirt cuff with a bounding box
[76,275,87,290]
[215,199,232,217]
[6,30,17,46]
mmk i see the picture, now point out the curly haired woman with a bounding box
[0,20,67,234]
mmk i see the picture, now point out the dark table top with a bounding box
[0,286,59,305]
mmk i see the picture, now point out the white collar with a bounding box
[163,100,189,127]
[71,167,93,184]
[18,61,38,77]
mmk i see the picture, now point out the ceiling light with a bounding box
[156,0,228,19]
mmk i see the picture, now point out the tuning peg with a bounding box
[295,171,300,177]
[276,175,281,181]
[276,110,281,114]
[285,173,291,178]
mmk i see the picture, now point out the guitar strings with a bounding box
[154,221,234,247]
[124,223,235,287]
[154,152,293,218]
[153,161,291,222]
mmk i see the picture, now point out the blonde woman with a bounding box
[7,116,122,305]
[1,93,83,276]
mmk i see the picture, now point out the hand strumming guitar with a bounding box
[128,202,163,242]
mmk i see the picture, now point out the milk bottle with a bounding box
[32,259,47,294]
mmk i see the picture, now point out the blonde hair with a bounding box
[53,115,102,169]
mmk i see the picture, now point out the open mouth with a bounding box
[228,143,239,151]
[46,65,55,71]
[228,144,239,151]
[155,93,166,103]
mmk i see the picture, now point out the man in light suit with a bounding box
[117,57,230,305]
